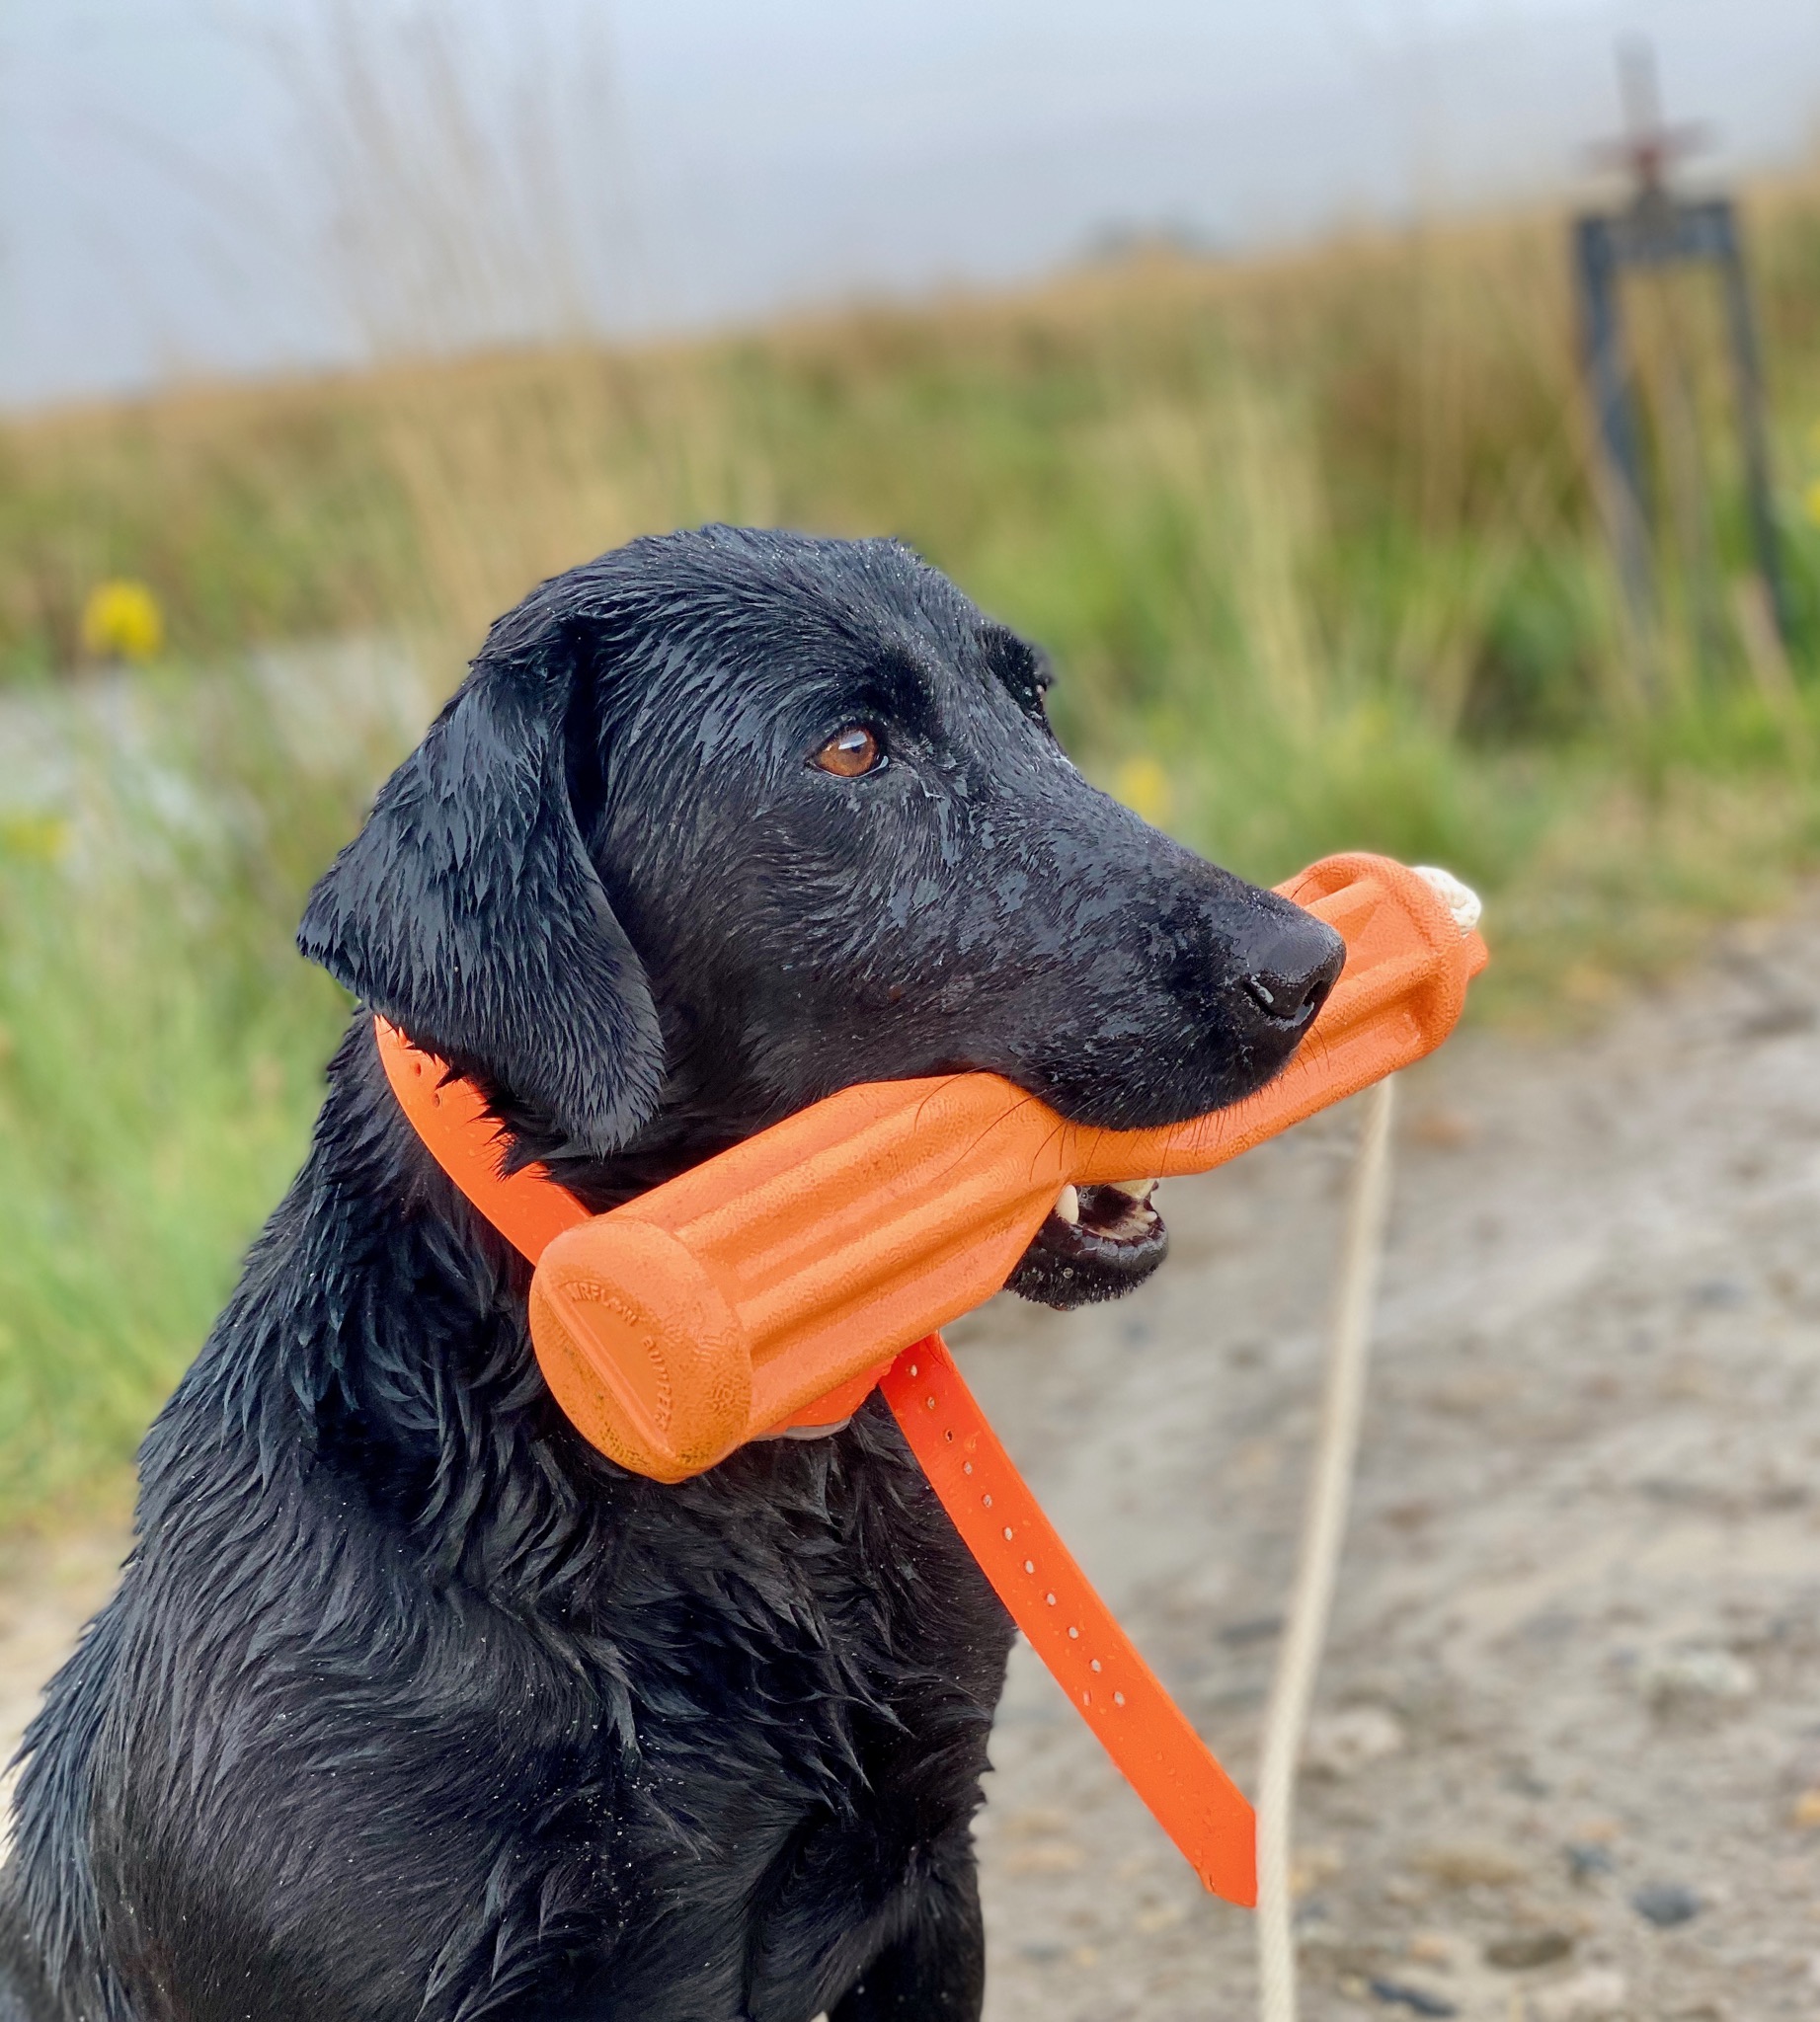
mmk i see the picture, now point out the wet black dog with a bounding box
[0,527,1339,2022]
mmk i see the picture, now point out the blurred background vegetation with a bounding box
[3,172,1820,1529]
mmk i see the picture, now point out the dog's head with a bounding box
[300,527,1340,1306]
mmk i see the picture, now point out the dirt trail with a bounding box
[5,899,1819,2021]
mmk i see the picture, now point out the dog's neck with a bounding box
[141,1013,784,1608]
[142,1011,877,1621]
[458,1020,776,1218]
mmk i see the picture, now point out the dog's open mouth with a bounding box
[1004,1177,1168,1310]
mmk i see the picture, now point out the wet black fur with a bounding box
[0,528,1339,2021]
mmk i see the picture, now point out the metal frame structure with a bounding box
[1572,46,1790,688]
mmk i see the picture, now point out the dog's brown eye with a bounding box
[813,727,883,777]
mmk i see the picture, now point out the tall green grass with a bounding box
[3,188,1820,1530]
[0,668,400,1524]
[7,190,1820,704]
[3,651,1813,1531]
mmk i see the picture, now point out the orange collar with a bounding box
[374,1014,1258,1907]
[373,1023,885,1435]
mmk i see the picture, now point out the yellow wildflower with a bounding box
[0,814,69,862]
[79,580,164,663]
[1112,754,1174,827]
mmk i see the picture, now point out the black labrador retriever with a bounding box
[0,527,1340,2022]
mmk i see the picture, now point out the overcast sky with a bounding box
[1,0,1816,410]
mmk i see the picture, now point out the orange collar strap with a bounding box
[375,1017,1258,1905]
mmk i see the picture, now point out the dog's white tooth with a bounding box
[1055,1184,1081,1224]
[1108,1177,1158,1204]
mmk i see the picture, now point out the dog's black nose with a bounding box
[1236,910,1345,1033]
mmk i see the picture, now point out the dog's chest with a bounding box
[530,1406,1012,1866]
[540,1409,1017,1996]
[582,1405,1016,1739]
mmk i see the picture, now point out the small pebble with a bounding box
[1218,1613,1283,1646]
[1368,1978,1459,2017]
[1289,1843,1344,1898]
[1636,1647,1757,1709]
[1789,1787,1820,1829]
[1631,1881,1701,1927]
[1564,1842,1615,1882]
[1409,1107,1473,1150]
[1484,1929,1573,1970]
[1411,1841,1527,1888]
[1530,1968,1629,2022]
[1304,1706,1407,1778]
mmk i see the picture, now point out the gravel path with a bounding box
[5,897,1818,2021]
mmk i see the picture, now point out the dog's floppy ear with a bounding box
[298,600,663,1156]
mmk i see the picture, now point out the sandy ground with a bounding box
[4,898,1819,2021]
